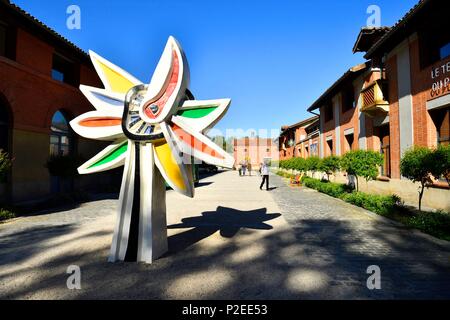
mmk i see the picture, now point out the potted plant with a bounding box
[0,149,12,201]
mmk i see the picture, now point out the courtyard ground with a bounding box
[1,170,450,299]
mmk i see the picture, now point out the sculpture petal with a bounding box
[70,110,124,141]
[141,36,189,124]
[153,124,194,198]
[89,50,142,94]
[170,117,235,168]
[174,98,231,132]
[77,139,128,174]
[80,85,125,112]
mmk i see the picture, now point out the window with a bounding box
[0,23,6,57]
[51,69,64,82]
[342,86,355,113]
[323,101,334,123]
[52,53,78,86]
[344,133,355,152]
[50,111,72,156]
[310,143,318,156]
[440,42,450,60]
[0,101,9,152]
[326,138,333,156]
[430,107,450,146]
[419,21,450,68]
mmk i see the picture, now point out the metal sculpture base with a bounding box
[109,141,168,263]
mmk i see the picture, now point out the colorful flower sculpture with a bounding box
[70,37,234,263]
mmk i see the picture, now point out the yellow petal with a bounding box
[153,140,194,197]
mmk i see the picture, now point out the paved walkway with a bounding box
[0,170,450,299]
[270,174,450,299]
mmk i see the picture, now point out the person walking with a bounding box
[259,161,270,190]
[248,162,252,176]
[241,160,247,176]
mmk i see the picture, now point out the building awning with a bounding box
[352,26,391,53]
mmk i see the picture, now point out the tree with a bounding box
[292,157,306,174]
[341,150,383,191]
[319,156,341,181]
[0,149,12,183]
[429,144,450,187]
[400,146,434,212]
[305,156,321,177]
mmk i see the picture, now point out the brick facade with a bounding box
[0,2,119,203]
[233,137,278,170]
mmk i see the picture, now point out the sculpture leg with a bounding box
[109,141,168,263]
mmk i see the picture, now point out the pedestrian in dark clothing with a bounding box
[259,162,270,190]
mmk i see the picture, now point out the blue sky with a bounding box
[13,0,417,137]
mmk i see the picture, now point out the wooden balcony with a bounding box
[360,80,389,116]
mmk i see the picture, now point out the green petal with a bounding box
[88,141,128,168]
[177,106,217,118]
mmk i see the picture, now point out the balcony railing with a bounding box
[360,79,389,116]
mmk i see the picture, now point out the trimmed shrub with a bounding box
[400,146,434,212]
[319,155,341,181]
[296,176,450,241]
[301,176,401,216]
[340,192,401,216]
[341,150,383,191]
[0,149,12,183]
[429,144,450,187]
[305,156,321,175]
[0,208,15,221]
[302,176,348,198]
[406,210,450,240]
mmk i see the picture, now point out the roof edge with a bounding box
[281,115,319,131]
[364,0,428,59]
[5,1,90,62]
[307,62,368,112]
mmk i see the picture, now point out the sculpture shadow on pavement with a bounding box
[166,206,281,255]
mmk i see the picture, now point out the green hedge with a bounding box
[405,210,450,240]
[301,176,400,215]
[301,176,349,198]
[291,176,450,241]
[0,208,15,222]
[340,192,400,216]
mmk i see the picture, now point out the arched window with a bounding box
[0,101,9,152]
[50,111,71,157]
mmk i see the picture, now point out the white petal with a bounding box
[80,85,125,112]
[77,139,128,174]
[173,98,231,132]
[170,117,235,168]
[70,110,124,141]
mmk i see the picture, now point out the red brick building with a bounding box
[233,136,278,171]
[279,115,319,160]
[362,0,450,178]
[302,0,450,210]
[0,1,117,203]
